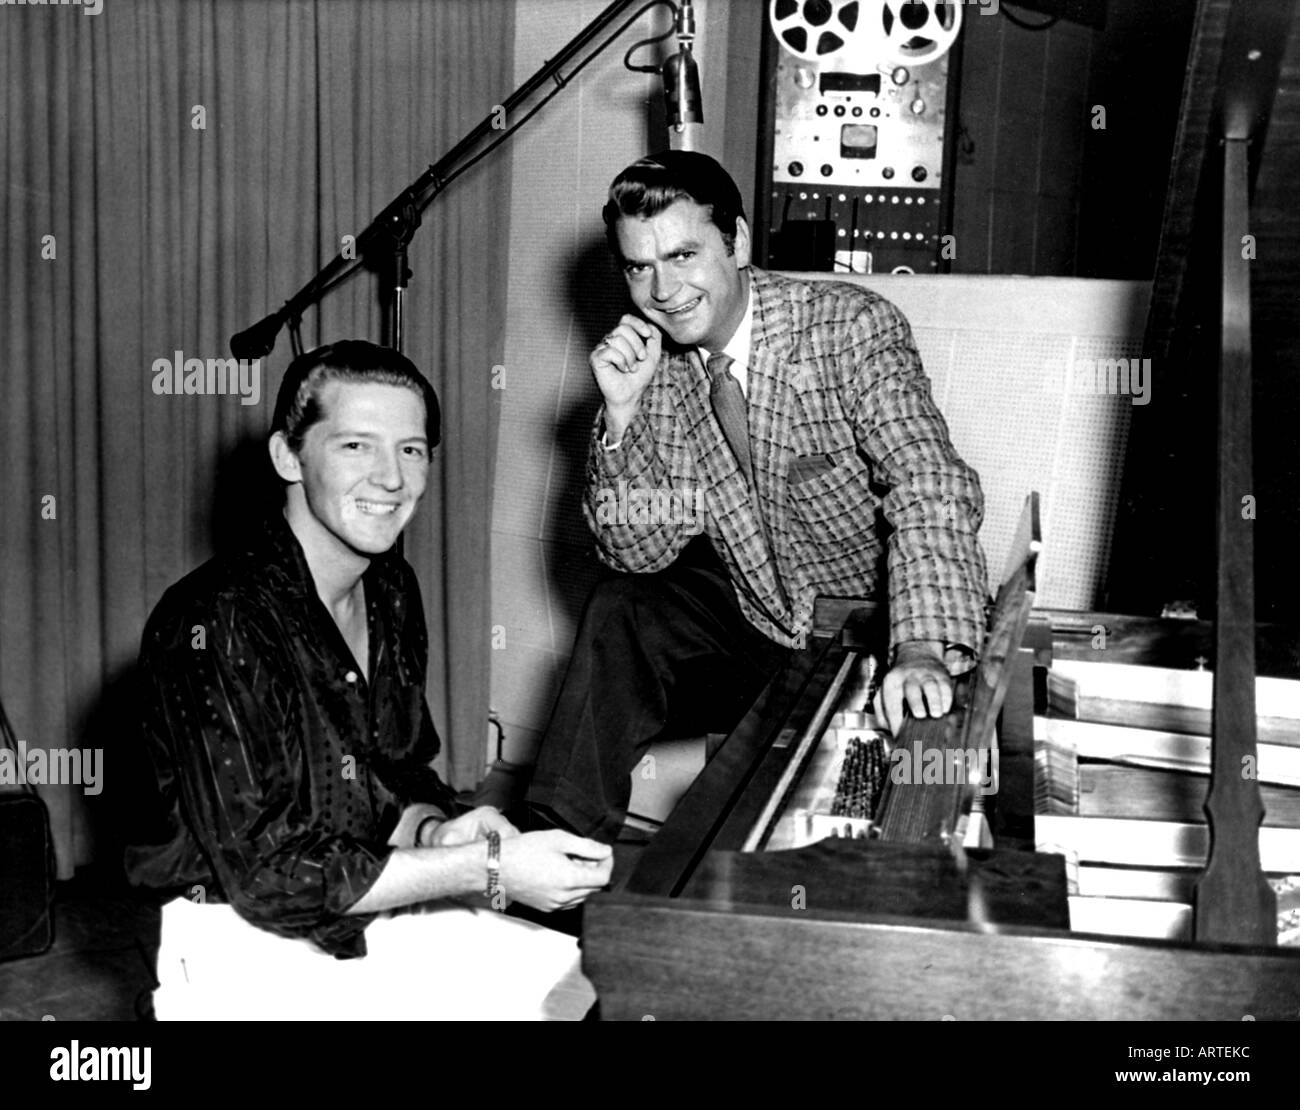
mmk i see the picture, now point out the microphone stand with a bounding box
[231,0,681,361]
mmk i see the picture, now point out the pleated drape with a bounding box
[1,0,512,876]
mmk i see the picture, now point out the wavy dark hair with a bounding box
[270,340,440,453]
[602,150,746,258]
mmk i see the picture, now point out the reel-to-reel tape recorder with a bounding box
[757,0,965,275]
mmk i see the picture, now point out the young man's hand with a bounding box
[427,805,519,848]
[881,641,954,736]
[390,802,449,848]
[497,830,613,912]
[591,315,662,441]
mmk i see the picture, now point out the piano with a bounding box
[581,0,1300,1021]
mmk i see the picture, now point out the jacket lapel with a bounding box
[748,270,795,528]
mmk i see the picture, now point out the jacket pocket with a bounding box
[786,452,838,486]
[784,454,884,563]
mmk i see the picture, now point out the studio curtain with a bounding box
[1,0,512,877]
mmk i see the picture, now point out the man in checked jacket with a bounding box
[527,151,989,843]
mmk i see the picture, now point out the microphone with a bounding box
[662,0,703,150]
[230,311,284,360]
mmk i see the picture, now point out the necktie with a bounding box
[706,352,754,487]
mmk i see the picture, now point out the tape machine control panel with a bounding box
[761,0,963,274]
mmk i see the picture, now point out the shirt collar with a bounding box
[258,506,404,604]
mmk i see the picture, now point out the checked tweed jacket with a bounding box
[584,268,989,653]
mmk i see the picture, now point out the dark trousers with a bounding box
[527,537,791,842]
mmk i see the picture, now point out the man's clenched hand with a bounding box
[497,830,613,912]
[592,315,662,442]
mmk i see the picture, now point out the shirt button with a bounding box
[345,671,358,684]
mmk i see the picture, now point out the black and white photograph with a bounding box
[1,0,1298,1068]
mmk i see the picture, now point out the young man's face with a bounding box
[279,381,429,559]
[615,198,751,352]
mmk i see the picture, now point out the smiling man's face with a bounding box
[615,198,751,352]
[278,380,429,560]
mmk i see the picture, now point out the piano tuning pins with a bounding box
[831,733,889,822]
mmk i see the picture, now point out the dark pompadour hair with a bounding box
[602,150,746,257]
[270,340,440,454]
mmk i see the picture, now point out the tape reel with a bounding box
[878,0,962,65]
[769,0,961,67]
[768,0,878,62]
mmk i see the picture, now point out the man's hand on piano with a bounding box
[881,641,954,736]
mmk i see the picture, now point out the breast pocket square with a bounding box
[786,453,837,485]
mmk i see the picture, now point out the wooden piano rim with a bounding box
[588,889,1300,961]
[582,891,1300,1020]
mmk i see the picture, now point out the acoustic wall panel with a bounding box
[795,273,1150,609]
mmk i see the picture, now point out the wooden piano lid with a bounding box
[1112,0,1300,617]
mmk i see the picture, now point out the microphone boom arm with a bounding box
[231,0,682,360]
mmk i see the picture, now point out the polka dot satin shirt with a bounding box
[126,511,459,957]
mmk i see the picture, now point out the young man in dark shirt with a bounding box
[129,341,610,1018]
